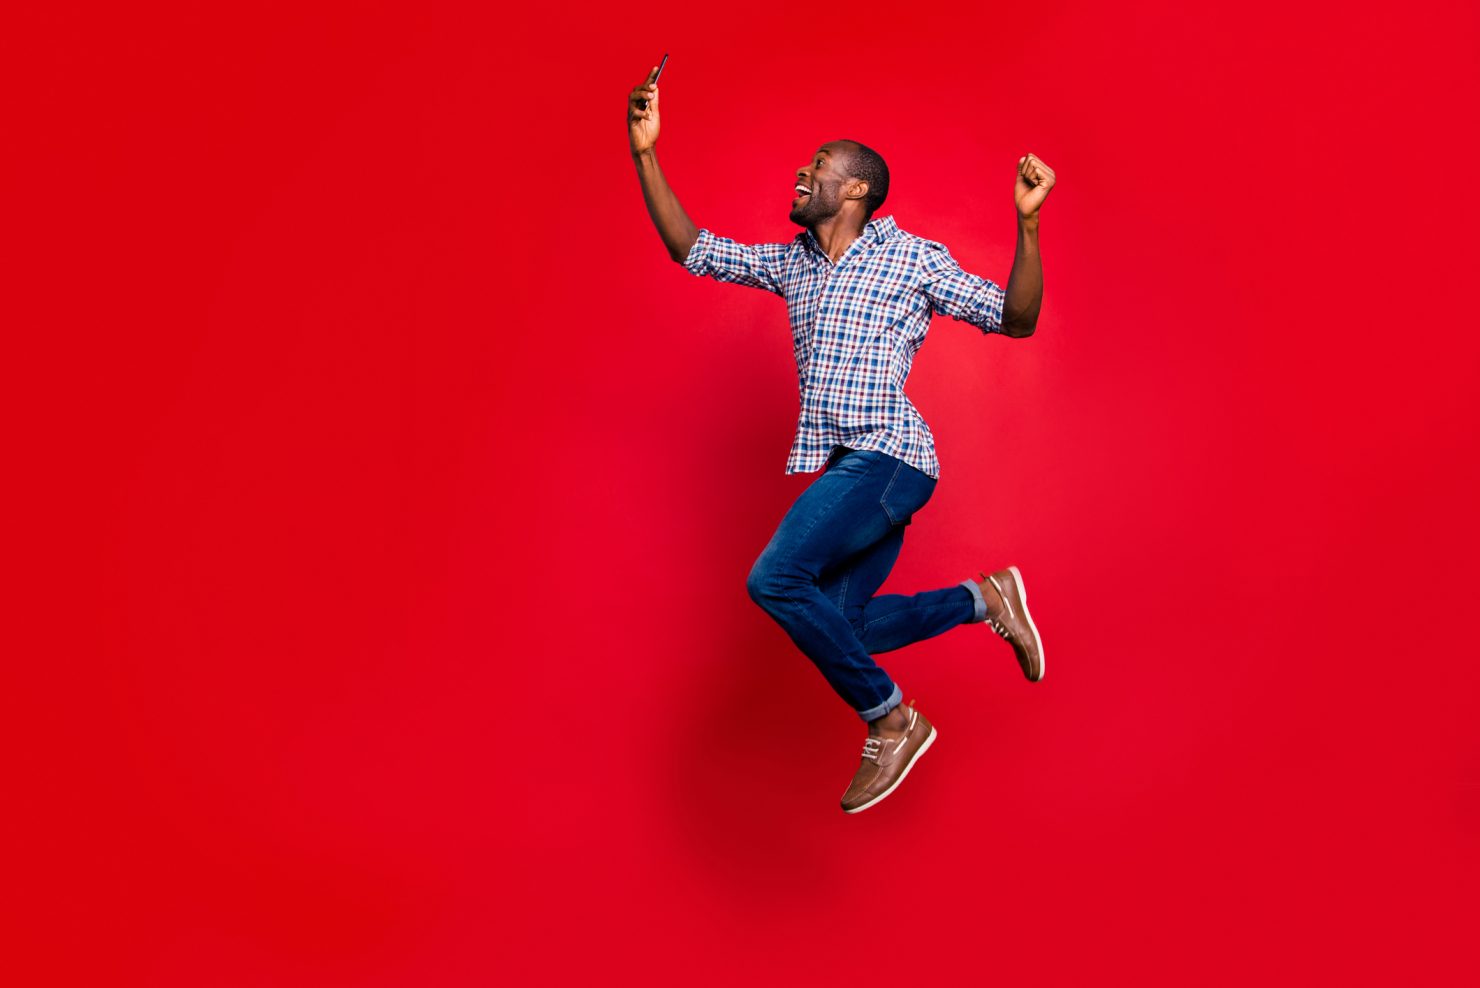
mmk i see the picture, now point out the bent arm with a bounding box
[633,149,699,264]
[920,242,1007,334]
[1000,215,1042,337]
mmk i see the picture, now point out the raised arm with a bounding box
[628,67,698,263]
[1001,153,1057,337]
[921,153,1056,339]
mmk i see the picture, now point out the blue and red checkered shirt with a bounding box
[683,214,1006,479]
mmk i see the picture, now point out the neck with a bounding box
[810,211,868,262]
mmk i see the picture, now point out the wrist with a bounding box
[1016,211,1040,231]
[632,146,658,163]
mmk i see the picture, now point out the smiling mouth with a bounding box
[793,183,812,204]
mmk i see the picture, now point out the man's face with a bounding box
[789,142,861,226]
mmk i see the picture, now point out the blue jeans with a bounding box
[746,446,982,721]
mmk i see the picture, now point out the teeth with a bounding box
[794,185,811,195]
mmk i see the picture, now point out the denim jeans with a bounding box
[746,445,982,721]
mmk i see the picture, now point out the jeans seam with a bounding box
[879,460,907,525]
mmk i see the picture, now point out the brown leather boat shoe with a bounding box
[975,565,1045,682]
[840,701,937,814]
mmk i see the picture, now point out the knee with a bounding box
[745,557,772,606]
[746,554,788,608]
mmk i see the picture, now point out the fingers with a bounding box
[628,84,658,122]
[1017,153,1055,188]
[628,82,658,108]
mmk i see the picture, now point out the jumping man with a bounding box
[627,64,1055,813]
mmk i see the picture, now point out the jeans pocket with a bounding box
[879,458,935,526]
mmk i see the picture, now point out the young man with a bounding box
[628,65,1055,813]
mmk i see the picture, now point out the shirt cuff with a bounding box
[978,281,1007,334]
[682,228,715,275]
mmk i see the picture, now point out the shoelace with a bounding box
[860,734,907,763]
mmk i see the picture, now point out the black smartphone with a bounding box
[636,53,669,111]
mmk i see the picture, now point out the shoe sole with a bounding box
[842,725,938,814]
[1007,565,1045,682]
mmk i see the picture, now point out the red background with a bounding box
[8,0,1479,983]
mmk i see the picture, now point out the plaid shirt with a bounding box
[683,214,1006,479]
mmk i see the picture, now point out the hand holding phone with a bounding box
[628,54,668,156]
[636,53,668,111]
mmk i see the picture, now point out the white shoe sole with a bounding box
[842,725,938,814]
[1007,565,1045,682]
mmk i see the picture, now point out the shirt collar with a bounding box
[803,214,898,257]
[864,214,898,242]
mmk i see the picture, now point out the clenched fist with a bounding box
[628,66,661,156]
[1014,153,1056,219]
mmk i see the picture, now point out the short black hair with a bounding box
[837,140,890,217]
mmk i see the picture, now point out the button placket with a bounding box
[798,253,837,396]
[799,233,871,424]
[808,258,862,400]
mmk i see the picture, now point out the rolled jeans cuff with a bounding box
[857,682,904,722]
[959,579,988,623]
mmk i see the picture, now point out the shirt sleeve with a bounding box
[683,229,788,297]
[918,240,1006,334]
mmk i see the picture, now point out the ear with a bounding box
[843,178,869,204]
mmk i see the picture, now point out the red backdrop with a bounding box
[9,0,1479,983]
